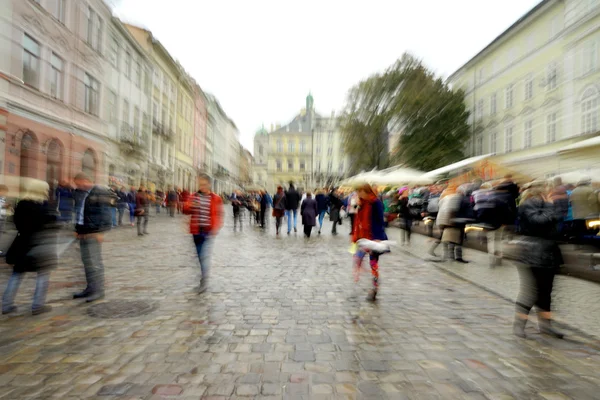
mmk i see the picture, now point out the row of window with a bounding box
[23,34,67,101]
[275,140,308,153]
[475,112,560,156]
[273,160,344,173]
[475,65,559,119]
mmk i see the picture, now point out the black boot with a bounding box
[538,316,564,339]
[513,316,527,338]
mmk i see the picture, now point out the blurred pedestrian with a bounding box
[285,182,301,234]
[231,191,243,231]
[135,185,149,236]
[570,177,598,240]
[513,185,564,339]
[55,180,74,224]
[126,186,136,226]
[72,172,114,303]
[0,184,9,254]
[109,185,118,227]
[549,177,569,236]
[167,186,178,217]
[260,190,269,228]
[352,183,388,302]
[185,175,223,293]
[116,186,127,226]
[397,187,412,245]
[346,190,359,235]
[272,186,286,235]
[2,179,57,315]
[155,189,164,214]
[329,188,343,235]
[301,191,317,238]
[436,186,468,262]
[315,188,328,234]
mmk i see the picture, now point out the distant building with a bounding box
[254,94,350,192]
[448,0,600,177]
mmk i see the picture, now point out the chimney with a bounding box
[270,124,274,132]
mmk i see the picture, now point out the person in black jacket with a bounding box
[328,188,343,235]
[2,179,57,315]
[301,192,318,238]
[72,172,115,303]
[116,186,128,226]
[513,186,564,339]
[285,182,301,234]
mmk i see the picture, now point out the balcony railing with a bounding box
[152,120,174,143]
[120,123,148,158]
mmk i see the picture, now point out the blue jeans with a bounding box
[155,204,161,214]
[318,210,326,229]
[2,270,50,312]
[111,207,117,227]
[129,203,136,223]
[80,236,104,294]
[193,233,213,280]
[286,209,297,233]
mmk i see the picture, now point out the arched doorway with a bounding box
[20,132,38,179]
[82,149,96,180]
[46,140,62,201]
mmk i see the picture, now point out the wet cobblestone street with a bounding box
[1,210,600,399]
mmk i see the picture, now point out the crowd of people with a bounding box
[2,171,598,340]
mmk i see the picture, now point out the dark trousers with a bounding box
[137,213,148,234]
[260,206,266,227]
[401,217,412,243]
[304,225,313,238]
[275,216,283,233]
[349,214,355,233]
[80,236,104,294]
[516,266,556,314]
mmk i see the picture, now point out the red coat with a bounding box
[185,192,224,235]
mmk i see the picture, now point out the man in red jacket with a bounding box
[186,174,224,293]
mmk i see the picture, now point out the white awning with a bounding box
[423,154,493,179]
[558,136,600,153]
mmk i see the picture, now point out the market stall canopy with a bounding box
[244,184,265,192]
[423,154,493,180]
[377,167,432,185]
[558,136,600,153]
[341,170,384,186]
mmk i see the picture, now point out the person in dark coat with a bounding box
[135,185,149,236]
[126,186,136,225]
[72,172,115,303]
[55,180,74,224]
[397,188,412,245]
[315,189,329,234]
[272,186,287,235]
[116,186,128,226]
[3,179,57,315]
[301,192,318,238]
[328,188,343,235]
[513,185,564,339]
[260,190,269,228]
[284,183,301,234]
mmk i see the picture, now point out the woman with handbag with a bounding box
[272,186,286,235]
[2,178,57,315]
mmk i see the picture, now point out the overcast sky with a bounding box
[111,0,541,152]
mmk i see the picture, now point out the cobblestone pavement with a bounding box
[1,210,600,399]
[390,228,600,341]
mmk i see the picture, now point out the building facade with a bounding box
[105,16,153,189]
[126,24,179,191]
[255,94,349,192]
[449,0,600,178]
[175,68,194,191]
[192,82,208,188]
[0,0,109,194]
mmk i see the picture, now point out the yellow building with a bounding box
[175,74,195,190]
[126,24,180,190]
[448,0,600,178]
[266,96,314,191]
